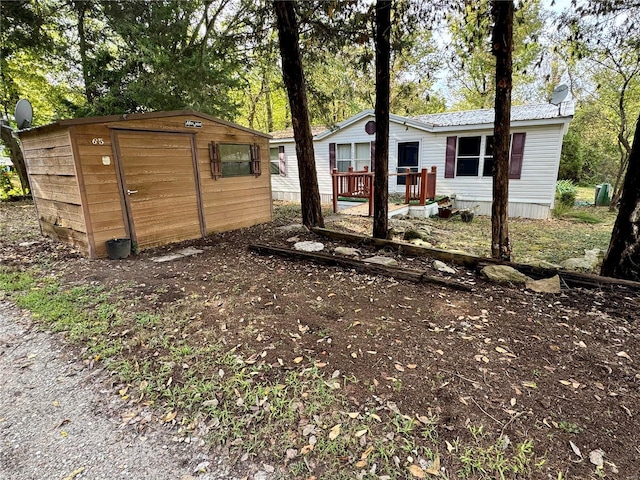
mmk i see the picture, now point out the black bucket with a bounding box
[106,238,131,260]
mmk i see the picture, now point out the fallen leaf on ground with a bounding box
[408,464,425,478]
[293,357,303,364]
[328,424,341,440]
[163,411,177,423]
[589,449,605,467]
[570,440,582,459]
[355,429,368,437]
[300,444,314,455]
[395,364,405,372]
[617,351,632,362]
[361,446,374,460]
[425,455,441,475]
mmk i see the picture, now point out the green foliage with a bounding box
[560,12,640,192]
[446,0,547,109]
[0,169,23,201]
[556,179,578,207]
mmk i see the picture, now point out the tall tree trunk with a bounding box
[490,0,513,261]
[273,1,324,228]
[0,121,29,194]
[601,113,640,280]
[373,0,391,239]
[74,1,97,104]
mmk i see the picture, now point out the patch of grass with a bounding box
[412,206,614,265]
[565,211,605,224]
[0,268,36,291]
[458,430,542,480]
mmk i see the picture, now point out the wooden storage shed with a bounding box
[18,110,272,258]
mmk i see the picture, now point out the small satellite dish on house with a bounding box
[15,99,33,130]
[550,84,569,105]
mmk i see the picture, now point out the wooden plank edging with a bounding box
[311,227,640,291]
[248,243,472,292]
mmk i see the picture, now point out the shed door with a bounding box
[116,131,202,250]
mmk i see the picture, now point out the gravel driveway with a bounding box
[0,301,238,480]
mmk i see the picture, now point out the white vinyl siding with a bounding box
[270,114,568,218]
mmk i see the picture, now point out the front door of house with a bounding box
[115,130,202,251]
[397,142,419,188]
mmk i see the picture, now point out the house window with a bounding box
[354,143,371,171]
[336,143,371,172]
[337,144,351,172]
[482,136,494,177]
[456,137,480,176]
[270,147,280,175]
[445,133,525,179]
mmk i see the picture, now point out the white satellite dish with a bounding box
[550,84,569,106]
[15,99,33,130]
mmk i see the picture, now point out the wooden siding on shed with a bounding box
[72,124,128,257]
[20,128,90,253]
[21,112,273,258]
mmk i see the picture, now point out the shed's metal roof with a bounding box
[17,109,271,139]
[411,103,574,127]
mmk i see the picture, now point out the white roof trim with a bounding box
[269,102,574,143]
[310,109,434,141]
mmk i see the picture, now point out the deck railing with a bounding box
[332,166,374,216]
[402,166,437,206]
[331,166,437,216]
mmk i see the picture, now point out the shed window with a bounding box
[220,144,252,177]
[210,142,261,179]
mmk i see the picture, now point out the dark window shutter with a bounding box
[370,140,375,172]
[252,144,262,177]
[329,142,336,171]
[209,142,221,179]
[278,145,286,176]
[445,136,457,178]
[509,133,526,179]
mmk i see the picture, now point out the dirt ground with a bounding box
[1,200,639,479]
